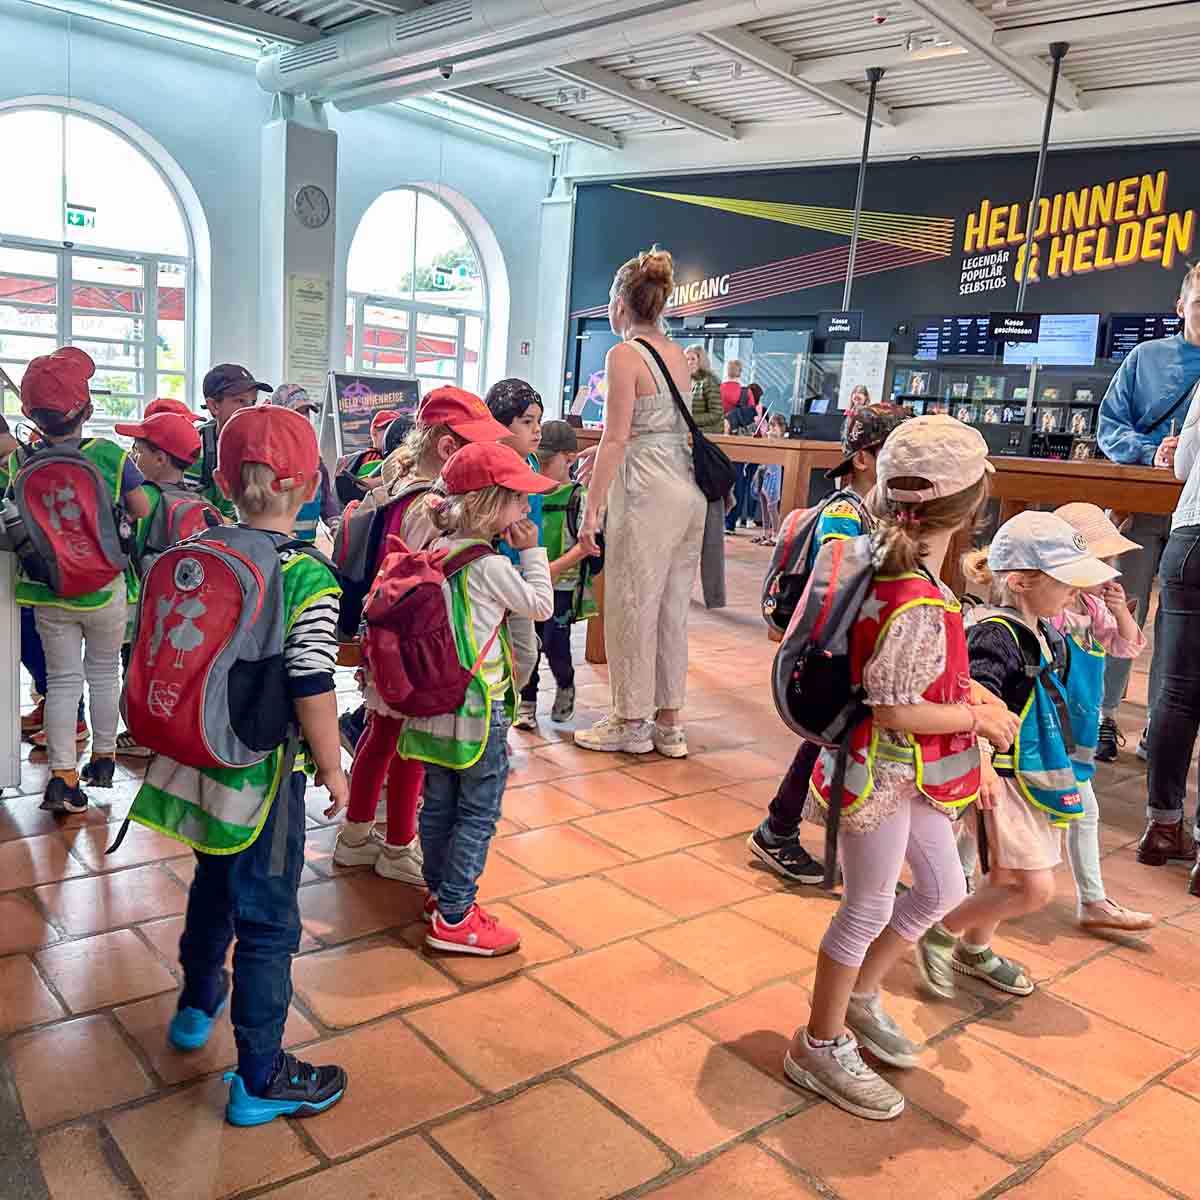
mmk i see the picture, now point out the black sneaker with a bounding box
[81,756,116,788]
[225,1052,347,1127]
[40,776,88,815]
[747,825,824,884]
[338,706,367,756]
[1095,717,1124,763]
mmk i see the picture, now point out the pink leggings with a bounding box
[346,712,423,846]
[821,793,967,968]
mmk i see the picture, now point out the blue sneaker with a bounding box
[168,974,229,1051]
[224,1053,347,1127]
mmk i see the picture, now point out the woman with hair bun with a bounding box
[575,247,706,759]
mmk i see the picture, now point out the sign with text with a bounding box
[65,203,95,230]
[817,310,863,340]
[329,371,419,455]
[988,312,1042,343]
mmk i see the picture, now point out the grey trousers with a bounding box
[699,498,727,609]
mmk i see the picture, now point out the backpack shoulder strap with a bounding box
[442,540,496,578]
[278,538,337,575]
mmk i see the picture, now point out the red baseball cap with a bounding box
[370,408,403,435]
[146,396,205,423]
[419,387,510,443]
[217,405,319,493]
[441,442,556,497]
[20,346,95,419]
[115,413,202,464]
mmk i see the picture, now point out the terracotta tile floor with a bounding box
[4,538,1200,1199]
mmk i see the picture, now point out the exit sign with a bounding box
[65,203,96,230]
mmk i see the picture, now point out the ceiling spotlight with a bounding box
[688,67,701,83]
[732,62,743,78]
[630,76,655,91]
[557,88,569,104]
[577,87,589,102]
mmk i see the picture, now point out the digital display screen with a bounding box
[914,315,996,360]
[1106,312,1184,361]
[1001,313,1100,367]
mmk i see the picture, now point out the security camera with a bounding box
[437,63,453,80]
[871,10,887,22]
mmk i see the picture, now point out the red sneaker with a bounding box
[426,905,520,956]
[21,701,45,736]
[28,720,89,749]
[422,892,437,923]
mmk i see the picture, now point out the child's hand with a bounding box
[506,518,539,550]
[318,765,350,818]
[977,759,1003,811]
[969,680,1006,709]
[578,509,602,557]
[976,705,1020,752]
[1100,580,1128,615]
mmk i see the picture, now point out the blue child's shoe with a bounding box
[168,973,229,1051]
[224,1053,347,1127]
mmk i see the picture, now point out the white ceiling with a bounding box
[87,0,1200,156]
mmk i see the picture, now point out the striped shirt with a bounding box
[280,546,340,695]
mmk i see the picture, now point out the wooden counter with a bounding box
[573,429,1182,662]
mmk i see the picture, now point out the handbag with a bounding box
[634,338,736,503]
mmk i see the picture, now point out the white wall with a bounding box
[0,0,553,399]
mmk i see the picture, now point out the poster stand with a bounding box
[318,371,421,462]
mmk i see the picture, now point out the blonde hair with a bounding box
[961,548,1042,605]
[430,484,519,537]
[381,422,463,489]
[870,475,989,575]
[228,461,304,519]
[768,412,788,433]
[726,358,743,380]
[612,246,674,324]
[1180,262,1200,303]
[685,344,712,375]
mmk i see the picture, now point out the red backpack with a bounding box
[362,535,497,717]
[7,443,131,598]
[138,482,224,568]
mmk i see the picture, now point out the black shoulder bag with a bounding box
[634,338,736,503]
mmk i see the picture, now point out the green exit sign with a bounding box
[65,203,96,230]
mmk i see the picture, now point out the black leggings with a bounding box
[765,740,822,838]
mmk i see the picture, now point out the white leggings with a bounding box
[34,581,126,769]
[822,793,968,968]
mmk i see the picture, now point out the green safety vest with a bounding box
[400,556,516,770]
[127,551,340,855]
[186,420,237,521]
[357,458,383,479]
[12,438,130,611]
[540,481,598,621]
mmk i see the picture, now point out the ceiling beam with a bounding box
[452,84,624,149]
[549,60,739,141]
[135,0,321,42]
[793,41,969,84]
[701,26,894,126]
[901,0,1084,109]
[994,5,1200,53]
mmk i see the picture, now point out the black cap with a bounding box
[203,363,270,401]
[826,402,911,479]
[484,377,543,427]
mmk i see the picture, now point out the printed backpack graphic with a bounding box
[9,445,130,597]
[141,483,224,565]
[122,526,307,770]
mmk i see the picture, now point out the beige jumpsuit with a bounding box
[605,340,707,720]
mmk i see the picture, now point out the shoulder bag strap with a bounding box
[1140,378,1198,435]
[633,338,703,439]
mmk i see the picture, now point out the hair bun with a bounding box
[638,247,674,287]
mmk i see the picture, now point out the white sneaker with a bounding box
[332,828,383,867]
[514,701,538,731]
[845,994,920,1068]
[784,1031,905,1121]
[653,722,688,758]
[374,836,426,885]
[574,715,654,754]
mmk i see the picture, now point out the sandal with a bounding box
[1079,899,1155,932]
[951,945,1034,995]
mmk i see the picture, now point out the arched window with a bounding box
[346,188,487,393]
[0,106,193,421]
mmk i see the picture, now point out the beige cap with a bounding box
[1053,502,1142,559]
[876,414,994,503]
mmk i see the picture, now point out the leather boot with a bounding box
[1190,850,1200,898]
[1136,818,1196,866]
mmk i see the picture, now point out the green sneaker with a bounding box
[916,923,957,1000]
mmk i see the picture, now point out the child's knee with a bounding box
[822,894,896,965]
[1019,870,1057,912]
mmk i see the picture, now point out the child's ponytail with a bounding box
[869,474,989,576]
[961,548,994,590]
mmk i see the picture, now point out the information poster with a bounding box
[329,371,420,455]
[837,341,889,410]
[285,274,331,398]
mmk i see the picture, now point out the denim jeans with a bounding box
[420,709,510,921]
[1101,513,1169,718]
[178,770,305,1066]
[520,592,575,701]
[726,463,754,531]
[1146,525,1200,836]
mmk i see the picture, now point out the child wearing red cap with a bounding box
[333,388,510,878]
[15,348,151,813]
[133,404,350,1126]
[401,442,554,955]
